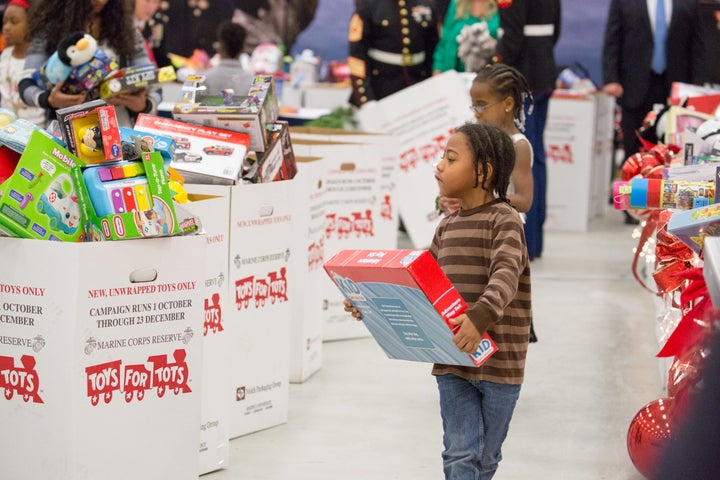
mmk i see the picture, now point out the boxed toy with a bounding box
[173,75,279,153]
[323,249,498,366]
[76,151,193,241]
[119,126,176,164]
[667,202,720,254]
[56,100,122,164]
[134,114,250,185]
[99,64,176,99]
[242,120,297,183]
[0,115,66,154]
[32,32,118,95]
[0,130,86,241]
[613,178,715,210]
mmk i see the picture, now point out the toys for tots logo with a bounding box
[0,355,44,404]
[234,267,288,311]
[84,349,191,406]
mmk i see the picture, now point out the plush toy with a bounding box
[249,43,282,75]
[33,32,99,89]
[456,22,497,73]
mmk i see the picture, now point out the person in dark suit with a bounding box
[348,0,440,107]
[492,0,561,263]
[602,0,704,159]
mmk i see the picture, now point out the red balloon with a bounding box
[627,398,676,479]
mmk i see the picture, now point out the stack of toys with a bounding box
[0,101,200,242]
[613,84,720,478]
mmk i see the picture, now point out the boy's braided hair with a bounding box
[473,63,533,131]
[455,122,515,201]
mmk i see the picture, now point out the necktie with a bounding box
[652,0,667,74]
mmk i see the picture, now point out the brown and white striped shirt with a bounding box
[430,199,532,384]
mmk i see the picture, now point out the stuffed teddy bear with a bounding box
[456,22,498,73]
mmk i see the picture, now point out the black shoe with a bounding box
[623,211,640,225]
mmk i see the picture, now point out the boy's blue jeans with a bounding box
[436,374,522,480]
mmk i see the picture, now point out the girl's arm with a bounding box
[507,137,533,212]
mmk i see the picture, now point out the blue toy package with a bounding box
[119,126,175,165]
[82,161,152,218]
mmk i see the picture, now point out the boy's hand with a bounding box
[343,299,362,321]
[449,314,482,354]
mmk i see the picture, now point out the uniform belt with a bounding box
[523,24,555,37]
[368,48,426,66]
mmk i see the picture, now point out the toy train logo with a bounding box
[84,349,191,406]
[0,355,44,404]
[399,130,452,172]
[307,237,325,271]
[234,267,288,310]
[203,293,224,336]
[325,210,374,240]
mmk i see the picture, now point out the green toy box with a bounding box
[0,130,87,241]
[74,151,189,241]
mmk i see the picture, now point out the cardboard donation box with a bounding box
[183,185,232,475]
[288,157,327,382]
[356,70,474,249]
[0,235,207,480]
[291,141,388,341]
[544,92,615,231]
[324,249,497,366]
[226,179,294,437]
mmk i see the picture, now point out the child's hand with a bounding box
[449,314,482,354]
[48,82,87,108]
[343,299,362,321]
[107,89,148,113]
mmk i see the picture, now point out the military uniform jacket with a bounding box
[348,0,440,106]
[494,0,561,94]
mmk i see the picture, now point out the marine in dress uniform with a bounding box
[348,0,440,107]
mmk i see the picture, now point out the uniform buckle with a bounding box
[401,53,413,66]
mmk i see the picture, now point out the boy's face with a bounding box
[2,5,28,48]
[435,132,479,200]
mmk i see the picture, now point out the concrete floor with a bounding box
[203,209,661,480]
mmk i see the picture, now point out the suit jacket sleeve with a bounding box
[602,0,622,85]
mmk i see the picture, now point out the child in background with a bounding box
[0,0,44,125]
[346,122,532,480]
[469,63,534,213]
[134,0,171,68]
[200,21,254,98]
[19,0,159,127]
[439,64,533,217]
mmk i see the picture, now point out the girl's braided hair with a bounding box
[455,122,515,201]
[473,63,533,131]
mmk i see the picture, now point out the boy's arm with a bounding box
[464,216,526,336]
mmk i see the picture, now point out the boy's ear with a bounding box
[478,162,494,182]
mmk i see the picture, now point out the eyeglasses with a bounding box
[469,102,499,114]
